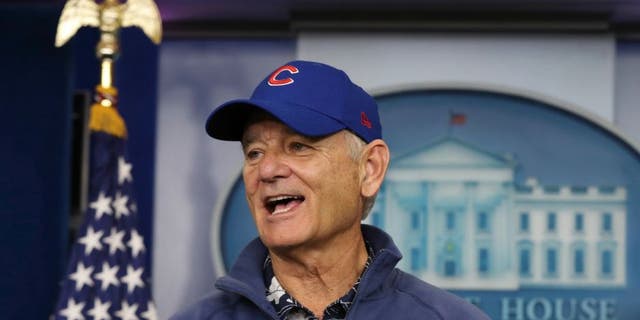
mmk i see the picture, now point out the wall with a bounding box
[614,40,640,142]
[298,32,616,122]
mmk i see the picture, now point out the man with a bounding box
[172,60,489,319]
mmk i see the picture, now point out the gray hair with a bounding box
[343,131,377,220]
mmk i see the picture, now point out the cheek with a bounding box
[242,167,257,193]
[334,160,360,187]
[242,170,261,211]
[319,162,361,201]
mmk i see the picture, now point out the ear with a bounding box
[360,139,390,198]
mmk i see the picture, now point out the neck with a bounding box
[269,227,368,318]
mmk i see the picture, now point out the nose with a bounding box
[258,151,291,182]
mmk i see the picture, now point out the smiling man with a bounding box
[172,61,489,320]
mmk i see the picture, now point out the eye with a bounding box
[245,149,262,161]
[289,142,309,152]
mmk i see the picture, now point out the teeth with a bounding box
[267,195,297,203]
[266,195,303,215]
[272,206,291,215]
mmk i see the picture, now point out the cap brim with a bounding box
[206,99,346,141]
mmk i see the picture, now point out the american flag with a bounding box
[450,112,467,125]
[53,102,156,320]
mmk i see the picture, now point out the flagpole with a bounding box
[95,0,121,108]
[92,0,126,137]
[100,58,114,94]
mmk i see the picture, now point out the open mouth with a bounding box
[265,195,305,215]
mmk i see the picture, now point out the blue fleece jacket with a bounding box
[171,225,490,319]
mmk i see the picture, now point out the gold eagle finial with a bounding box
[55,0,162,48]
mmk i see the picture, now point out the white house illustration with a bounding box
[367,138,626,290]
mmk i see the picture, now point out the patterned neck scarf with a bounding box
[263,243,375,320]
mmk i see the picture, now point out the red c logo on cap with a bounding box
[267,65,299,87]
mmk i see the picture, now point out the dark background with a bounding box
[0,4,157,319]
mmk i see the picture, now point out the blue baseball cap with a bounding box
[205,60,382,143]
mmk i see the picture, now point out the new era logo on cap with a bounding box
[206,60,382,143]
[361,112,372,129]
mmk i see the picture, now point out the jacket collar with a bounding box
[214,224,403,312]
[357,225,403,298]
[214,237,276,317]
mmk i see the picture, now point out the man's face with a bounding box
[241,118,364,251]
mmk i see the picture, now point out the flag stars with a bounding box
[78,226,104,255]
[115,301,139,320]
[59,298,86,320]
[56,126,156,319]
[141,302,158,320]
[113,191,130,219]
[90,191,113,219]
[130,201,138,213]
[87,298,111,320]
[94,262,120,291]
[127,230,146,258]
[121,265,145,294]
[118,156,133,185]
[103,228,126,255]
[69,262,94,291]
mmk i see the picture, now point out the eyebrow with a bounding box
[240,133,256,150]
[240,124,259,147]
[241,124,327,149]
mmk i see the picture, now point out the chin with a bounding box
[259,232,309,251]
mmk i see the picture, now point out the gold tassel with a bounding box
[88,86,128,138]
